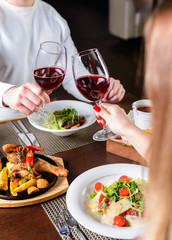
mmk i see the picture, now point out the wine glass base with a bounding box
[93,129,118,141]
[28,109,55,127]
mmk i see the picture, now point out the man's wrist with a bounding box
[2,86,16,107]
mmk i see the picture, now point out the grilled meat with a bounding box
[2,144,68,180]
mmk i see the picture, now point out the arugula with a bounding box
[90,178,144,216]
[47,106,79,129]
[89,191,97,199]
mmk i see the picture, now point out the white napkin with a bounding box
[0,107,25,122]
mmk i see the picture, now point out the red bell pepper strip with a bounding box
[26,150,34,171]
[13,145,44,152]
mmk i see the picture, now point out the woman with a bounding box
[0,0,125,116]
[94,1,172,239]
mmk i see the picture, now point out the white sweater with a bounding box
[0,0,87,110]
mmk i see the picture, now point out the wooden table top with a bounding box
[0,141,144,240]
[0,92,141,240]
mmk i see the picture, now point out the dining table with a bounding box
[0,91,146,240]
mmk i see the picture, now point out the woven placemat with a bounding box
[0,118,101,155]
[42,196,121,240]
[0,118,120,239]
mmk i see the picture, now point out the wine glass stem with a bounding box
[39,102,46,117]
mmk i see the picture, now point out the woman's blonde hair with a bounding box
[143,1,172,239]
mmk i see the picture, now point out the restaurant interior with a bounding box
[0,1,166,240]
[45,0,156,100]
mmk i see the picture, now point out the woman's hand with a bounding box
[2,82,50,115]
[95,103,132,136]
[93,103,152,159]
[103,78,125,103]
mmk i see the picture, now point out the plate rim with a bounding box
[66,163,148,239]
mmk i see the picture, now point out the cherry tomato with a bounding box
[119,188,129,197]
[98,203,103,210]
[119,175,130,182]
[99,194,105,204]
[114,216,126,227]
[95,182,104,191]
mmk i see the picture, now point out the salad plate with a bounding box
[66,163,148,239]
[28,100,96,136]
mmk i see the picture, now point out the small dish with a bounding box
[28,100,96,136]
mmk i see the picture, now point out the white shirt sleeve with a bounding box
[0,82,15,107]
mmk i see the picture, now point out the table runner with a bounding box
[0,118,101,155]
[42,196,122,240]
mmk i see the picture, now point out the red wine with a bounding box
[34,67,65,91]
[75,75,109,101]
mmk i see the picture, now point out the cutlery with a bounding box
[16,120,40,146]
[7,121,32,146]
[55,215,72,240]
[61,208,87,240]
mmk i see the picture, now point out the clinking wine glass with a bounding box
[72,48,117,141]
[28,41,67,126]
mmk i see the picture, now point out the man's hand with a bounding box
[2,82,50,115]
[103,78,125,103]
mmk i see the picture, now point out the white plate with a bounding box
[66,163,148,239]
[28,100,96,136]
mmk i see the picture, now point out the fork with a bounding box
[61,208,87,240]
[55,216,72,240]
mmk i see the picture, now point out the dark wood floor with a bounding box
[44,0,144,100]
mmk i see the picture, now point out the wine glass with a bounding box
[28,41,67,126]
[72,48,117,141]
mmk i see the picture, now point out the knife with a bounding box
[7,121,32,146]
[16,120,40,146]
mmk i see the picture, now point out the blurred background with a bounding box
[44,0,158,100]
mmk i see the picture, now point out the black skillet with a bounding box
[0,154,57,200]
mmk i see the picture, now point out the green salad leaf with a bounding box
[90,178,145,217]
[46,106,80,130]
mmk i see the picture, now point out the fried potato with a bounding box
[10,178,20,196]
[12,179,36,194]
[37,178,49,189]
[70,124,80,129]
[27,186,39,195]
[0,167,8,191]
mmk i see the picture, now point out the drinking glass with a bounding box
[28,41,67,126]
[72,48,117,141]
